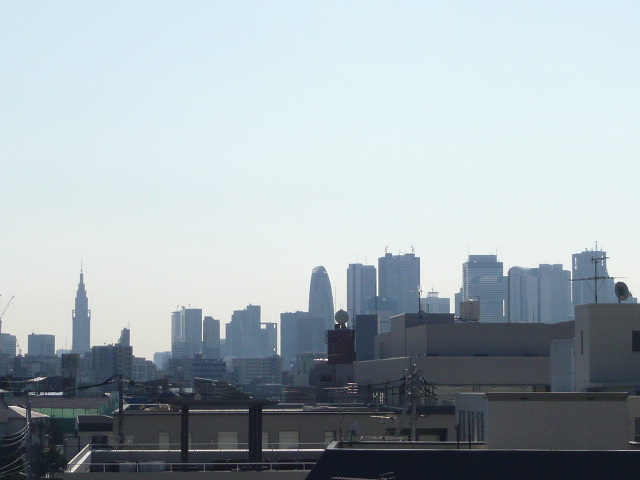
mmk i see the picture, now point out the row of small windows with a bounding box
[157,430,336,449]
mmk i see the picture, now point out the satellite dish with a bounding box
[335,309,349,327]
[615,281,630,302]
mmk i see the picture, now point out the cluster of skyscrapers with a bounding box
[0,245,632,387]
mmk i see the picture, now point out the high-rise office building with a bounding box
[309,266,335,332]
[0,333,17,356]
[27,334,55,356]
[572,248,617,307]
[420,291,451,314]
[203,316,221,359]
[508,264,571,323]
[462,254,505,322]
[91,344,133,383]
[118,328,130,347]
[347,263,377,320]
[225,305,274,358]
[378,252,420,316]
[72,268,91,354]
[171,307,203,358]
[280,311,325,363]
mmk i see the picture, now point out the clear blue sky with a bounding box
[2,2,639,359]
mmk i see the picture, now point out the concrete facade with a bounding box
[572,303,640,392]
[456,392,630,450]
[376,313,574,360]
[356,356,551,397]
[114,408,455,448]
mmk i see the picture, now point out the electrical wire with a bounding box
[0,434,28,448]
[0,461,29,478]
[0,426,28,441]
[0,455,26,475]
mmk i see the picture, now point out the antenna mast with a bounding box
[572,253,612,304]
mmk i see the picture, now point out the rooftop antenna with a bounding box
[410,286,423,314]
[571,250,612,304]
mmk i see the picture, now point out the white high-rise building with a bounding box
[508,264,571,323]
[572,248,617,308]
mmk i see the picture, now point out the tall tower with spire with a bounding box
[72,267,91,353]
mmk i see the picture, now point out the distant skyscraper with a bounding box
[420,291,451,314]
[72,268,91,354]
[280,311,325,363]
[462,255,505,322]
[309,266,335,332]
[0,333,17,356]
[118,328,130,347]
[347,263,377,320]
[171,307,203,358]
[91,344,133,383]
[203,316,221,359]
[508,264,571,323]
[226,305,274,358]
[572,247,617,308]
[378,252,420,316]
[28,334,55,356]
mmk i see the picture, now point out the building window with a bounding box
[633,331,640,352]
[91,435,109,448]
[262,431,269,449]
[218,431,239,449]
[278,431,299,449]
[158,432,170,449]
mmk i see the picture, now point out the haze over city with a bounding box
[2,2,639,360]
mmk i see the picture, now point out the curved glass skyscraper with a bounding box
[309,266,335,332]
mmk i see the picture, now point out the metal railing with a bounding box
[103,442,328,452]
[85,461,316,473]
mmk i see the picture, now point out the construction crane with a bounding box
[0,295,14,335]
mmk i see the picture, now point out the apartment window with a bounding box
[278,430,299,449]
[218,431,239,449]
[158,432,170,450]
[91,435,109,448]
[633,331,640,352]
[262,431,269,449]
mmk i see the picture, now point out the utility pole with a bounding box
[118,375,124,447]
[26,397,33,480]
[407,364,418,442]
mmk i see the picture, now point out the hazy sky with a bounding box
[2,2,639,360]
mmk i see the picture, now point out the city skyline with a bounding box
[2,3,639,360]
[0,245,632,360]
